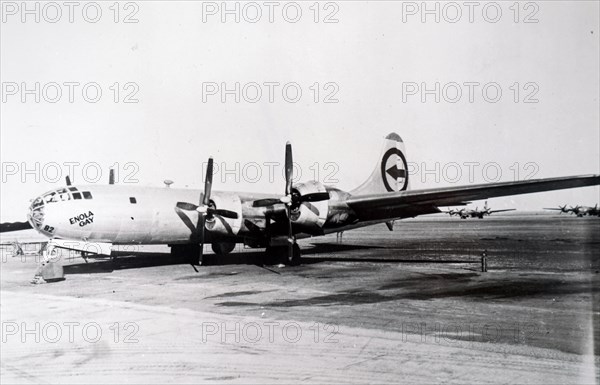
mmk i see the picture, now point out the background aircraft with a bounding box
[444,201,515,219]
[543,204,600,217]
[1,133,599,269]
[543,205,574,214]
[569,204,600,217]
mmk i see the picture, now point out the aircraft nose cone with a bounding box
[28,196,45,231]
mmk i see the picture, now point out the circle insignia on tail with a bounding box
[381,148,408,192]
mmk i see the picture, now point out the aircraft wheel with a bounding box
[211,242,236,256]
[263,246,281,265]
[171,244,203,265]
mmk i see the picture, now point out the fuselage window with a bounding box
[69,187,78,192]
[129,197,137,204]
[73,192,82,200]
[82,191,92,199]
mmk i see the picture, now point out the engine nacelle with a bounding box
[205,192,243,235]
[290,181,329,229]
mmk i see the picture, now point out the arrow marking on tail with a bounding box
[386,165,406,180]
[381,148,408,192]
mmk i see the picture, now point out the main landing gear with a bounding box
[170,241,302,268]
[170,244,202,264]
[264,243,301,266]
[170,241,237,267]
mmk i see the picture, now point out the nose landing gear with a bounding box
[31,243,65,284]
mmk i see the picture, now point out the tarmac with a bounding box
[1,214,599,383]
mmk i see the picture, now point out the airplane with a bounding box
[569,204,600,217]
[543,204,600,217]
[543,204,574,215]
[1,133,599,269]
[443,208,466,217]
[444,201,516,219]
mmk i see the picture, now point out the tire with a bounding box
[211,242,236,256]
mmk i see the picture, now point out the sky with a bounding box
[1,1,599,221]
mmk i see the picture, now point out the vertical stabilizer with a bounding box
[350,133,409,196]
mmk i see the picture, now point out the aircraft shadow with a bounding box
[62,242,479,275]
[301,243,479,265]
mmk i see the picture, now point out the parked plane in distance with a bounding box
[544,204,600,217]
[444,201,515,219]
[543,204,573,214]
[569,204,600,217]
[1,133,599,269]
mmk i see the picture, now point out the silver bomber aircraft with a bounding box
[2,133,599,268]
[444,201,516,219]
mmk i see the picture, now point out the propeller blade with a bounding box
[0,221,32,233]
[109,168,115,185]
[300,192,330,203]
[65,175,72,186]
[176,202,199,211]
[192,214,205,270]
[252,198,282,207]
[244,219,263,235]
[208,208,239,219]
[203,157,213,206]
[286,204,294,264]
[285,142,293,197]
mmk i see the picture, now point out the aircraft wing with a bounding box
[489,209,516,214]
[345,175,600,221]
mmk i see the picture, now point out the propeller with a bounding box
[175,157,239,271]
[65,175,72,186]
[109,168,115,185]
[252,143,329,210]
[251,142,329,264]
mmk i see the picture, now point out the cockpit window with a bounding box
[40,187,91,203]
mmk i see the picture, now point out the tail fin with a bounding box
[350,133,409,196]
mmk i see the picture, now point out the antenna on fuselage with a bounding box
[164,180,174,188]
[65,175,72,186]
[109,169,115,185]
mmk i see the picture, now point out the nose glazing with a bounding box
[28,196,45,230]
